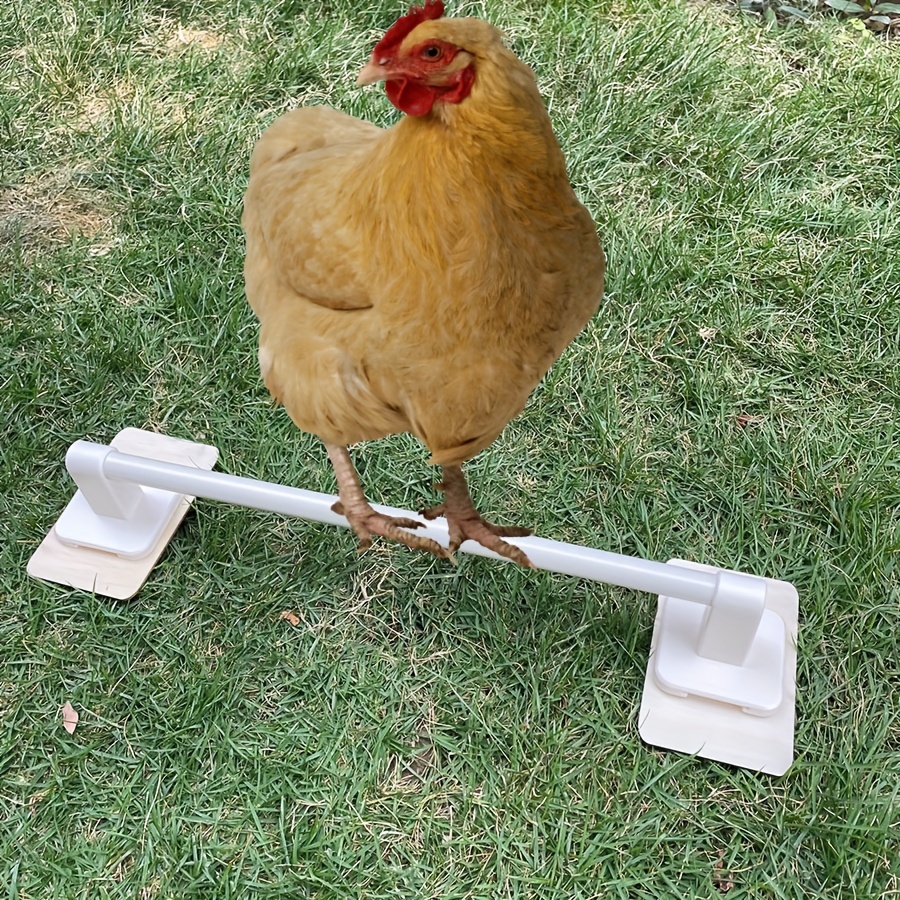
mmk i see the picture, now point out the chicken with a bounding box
[242,0,605,567]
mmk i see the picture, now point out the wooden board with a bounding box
[27,428,219,600]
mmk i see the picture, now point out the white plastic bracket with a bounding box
[697,570,766,665]
[652,568,785,716]
[56,440,184,559]
[66,441,145,519]
[28,429,219,600]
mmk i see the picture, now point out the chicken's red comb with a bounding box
[372,0,445,59]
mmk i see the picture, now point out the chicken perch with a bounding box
[242,1,605,567]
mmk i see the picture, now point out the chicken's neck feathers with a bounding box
[356,47,571,233]
[337,42,590,337]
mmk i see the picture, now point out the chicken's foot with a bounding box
[325,444,449,558]
[422,465,534,568]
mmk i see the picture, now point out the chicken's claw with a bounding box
[326,445,449,559]
[331,500,448,558]
[422,466,534,568]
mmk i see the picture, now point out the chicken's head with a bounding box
[357,0,477,118]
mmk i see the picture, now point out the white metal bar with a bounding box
[75,441,751,607]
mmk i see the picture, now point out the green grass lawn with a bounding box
[3,0,899,896]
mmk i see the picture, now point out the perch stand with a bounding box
[28,428,798,774]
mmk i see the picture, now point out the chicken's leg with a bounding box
[422,465,534,568]
[325,444,448,558]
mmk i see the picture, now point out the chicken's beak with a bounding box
[357,59,390,86]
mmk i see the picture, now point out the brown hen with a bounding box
[242,1,605,567]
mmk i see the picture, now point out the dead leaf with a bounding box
[61,701,79,734]
[713,851,735,892]
[280,610,300,626]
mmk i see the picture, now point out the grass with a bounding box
[2,0,899,896]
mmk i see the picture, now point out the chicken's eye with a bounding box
[421,44,443,60]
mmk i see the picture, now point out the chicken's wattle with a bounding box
[386,78,439,117]
[385,66,475,117]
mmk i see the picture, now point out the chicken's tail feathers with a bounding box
[248,115,307,176]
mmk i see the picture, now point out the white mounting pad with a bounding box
[54,483,183,559]
[27,429,218,600]
[653,599,785,715]
[638,559,798,775]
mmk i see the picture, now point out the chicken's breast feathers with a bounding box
[243,20,605,463]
